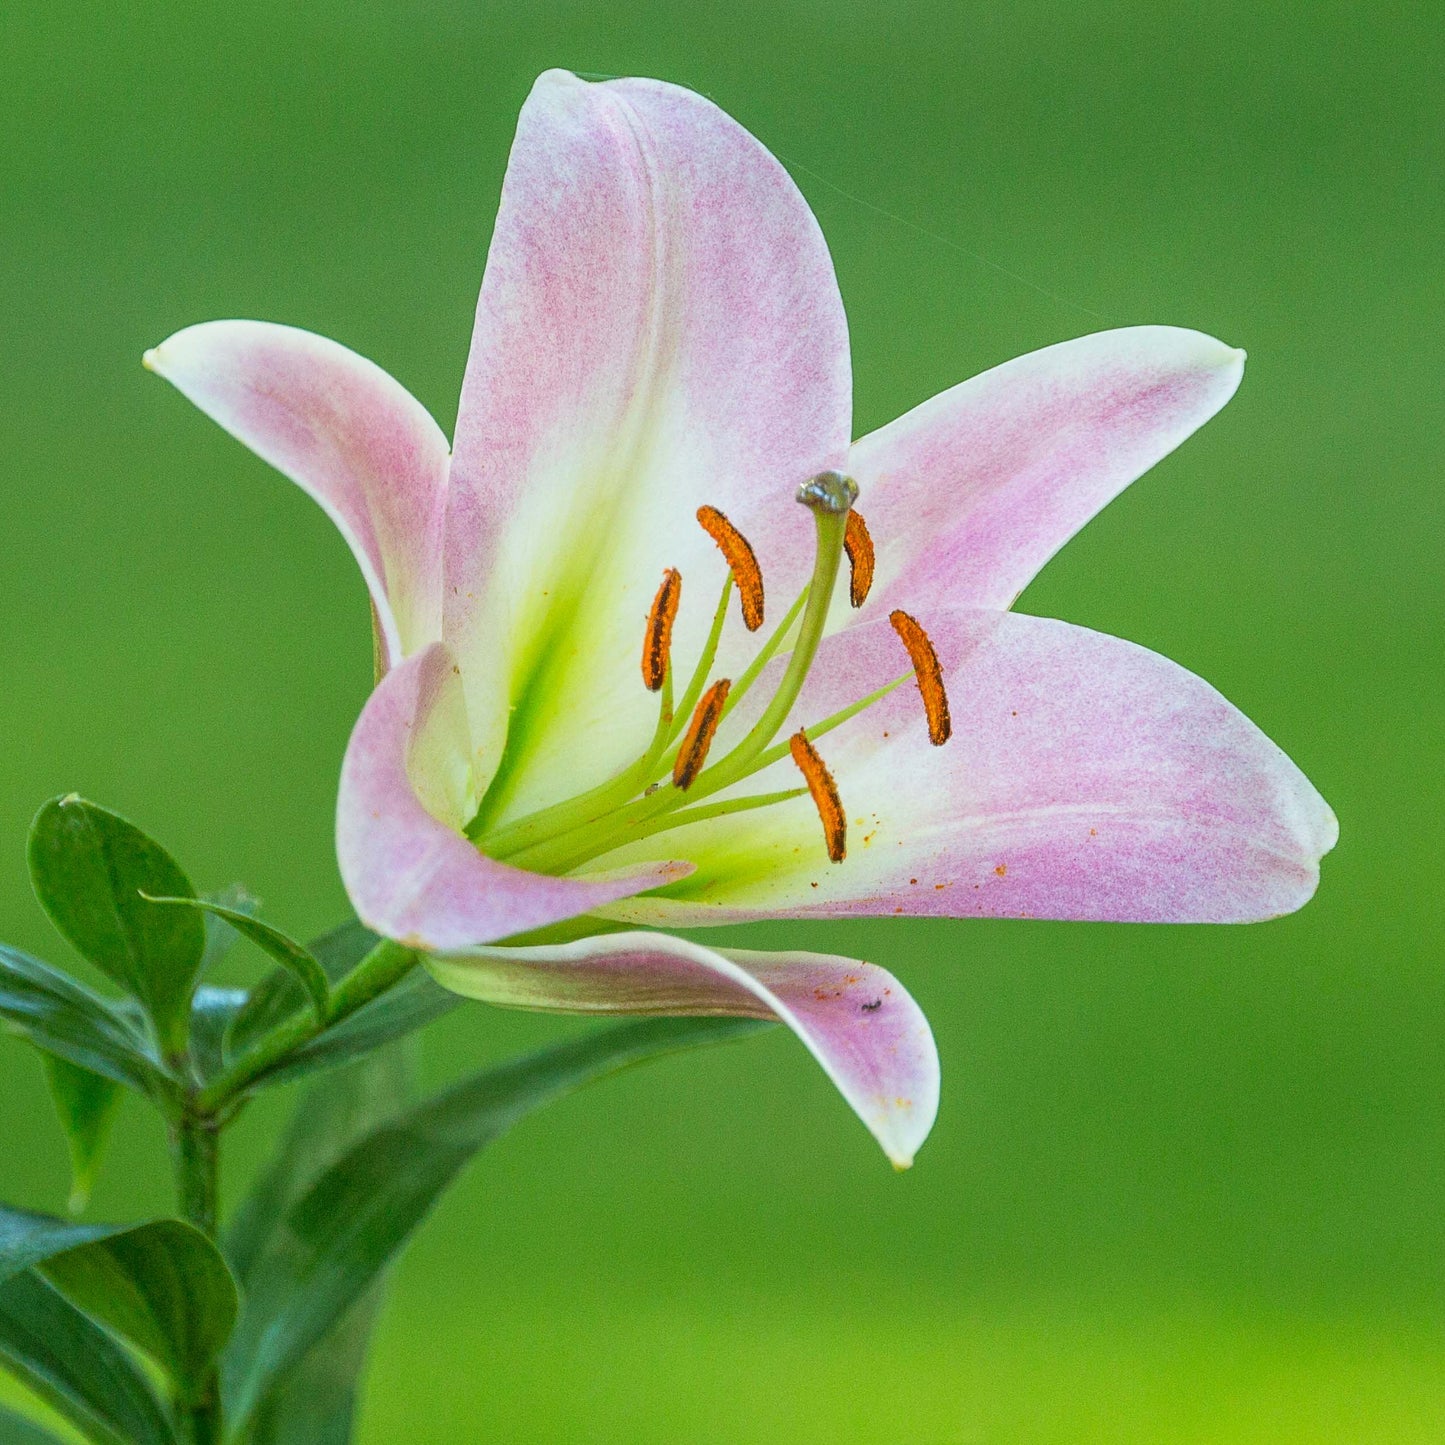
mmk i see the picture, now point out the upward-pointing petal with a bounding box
[848,326,1245,614]
[145,320,450,666]
[444,70,852,824]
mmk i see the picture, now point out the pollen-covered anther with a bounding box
[641,567,682,692]
[697,505,764,631]
[673,678,732,790]
[889,609,952,746]
[844,510,875,608]
[789,729,846,863]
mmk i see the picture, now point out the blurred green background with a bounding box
[2,1,1440,1440]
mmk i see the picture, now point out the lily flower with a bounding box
[145,70,1335,1167]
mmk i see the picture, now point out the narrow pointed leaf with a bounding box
[41,1058,122,1214]
[226,920,376,1063]
[143,898,328,1021]
[0,1272,177,1445]
[0,1403,68,1443]
[198,884,261,976]
[256,970,457,1090]
[27,798,204,1057]
[0,947,163,1093]
[226,1046,415,1443]
[0,1209,238,1391]
[224,1016,768,1429]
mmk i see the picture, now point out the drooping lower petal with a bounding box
[337,646,693,951]
[425,931,939,1167]
[444,70,852,824]
[144,320,450,666]
[847,327,1245,615]
[590,608,1337,926]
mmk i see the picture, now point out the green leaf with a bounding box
[187,987,249,1084]
[224,1016,769,1429]
[0,1208,238,1393]
[198,885,260,977]
[220,918,455,1093]
[142,899,329,1022]
[0,1272,177,1445]
[225,920,376,1063]
[40,1224,237,1391]
[227,1045,416,1443]
[41,1057,122,1214]
[0,1402,68,1443]
[27,797,205,1058]
[0,946,163,1094]
[258,970,458,1091]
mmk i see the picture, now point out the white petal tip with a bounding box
[889,1154,915,1172]
[141,347,160,372]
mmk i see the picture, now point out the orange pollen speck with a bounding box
[889,609,951,745]
[641,567,682,692]
[673,678,731,789]
[697,505,764,630]
[789,729,846,863]
[844,510,875,608]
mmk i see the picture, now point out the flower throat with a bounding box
[465,472,950,875]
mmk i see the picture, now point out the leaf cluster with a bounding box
[0,794,769,1442]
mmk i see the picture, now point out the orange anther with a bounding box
[843,510,875,608]
[789,729,846,863]
[673,678,732,789]
[641,567,682,692]
[697,505,764,631]
[889,610,951,745]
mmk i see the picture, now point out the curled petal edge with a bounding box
[426,930,940,1168]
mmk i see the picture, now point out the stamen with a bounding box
[844,510,875,608]
[789,729,846,862]
[889,609,951,745]
[673,678,732,790]
[641,568,682,692]
[697,506,765,631]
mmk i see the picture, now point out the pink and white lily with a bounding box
[145,70,1335,1167]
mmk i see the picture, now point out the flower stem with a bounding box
[171,1109,221,1444]
[194,937,418,1113]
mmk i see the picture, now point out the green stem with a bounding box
[195,938,418,1113]
[171,1111,221,1444]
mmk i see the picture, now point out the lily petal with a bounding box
[426,931,938,1167]
[144,320,450,666]
[848,327,1245,614]
[337,645,693,951]
[445,69,852,824]
[593,608,1337,926]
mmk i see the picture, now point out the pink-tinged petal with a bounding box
[444,70,851,821]
[337,645,693,951]
[593,609,1337,926]
[144,320,450,666]
[847,328,1245,614]
[426,931,938,1167]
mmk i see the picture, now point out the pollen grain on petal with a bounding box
[889,609,952,745]
[697,505,764,631]
[789,729,846,863]
[641,567,682,692]
[673,678,732,790]
[843,510,875,608]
